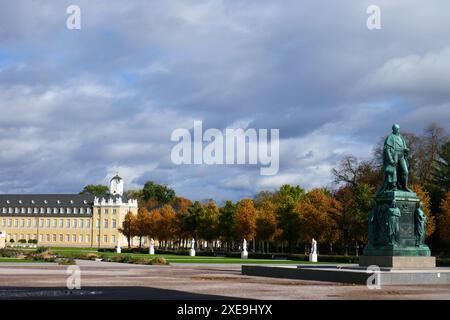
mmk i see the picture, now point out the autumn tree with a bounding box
[234,199,257,243]
[135,207,151,248]
[254,191,278,253]
[411,184,436,238]
[119,211,137,248]
[183,201,204,241]
[296,188,342,253]
[156,205,178,247]
[438,191,450,245]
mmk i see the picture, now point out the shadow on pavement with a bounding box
[0,286,244,300]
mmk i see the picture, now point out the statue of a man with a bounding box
[414,202,427,246]
[242,239,247,251]
[387,200,401,245]
[378,124,412,194]
[190,238,195,250]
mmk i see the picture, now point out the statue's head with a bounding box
[392,124,400,134]
[392,200,396,208]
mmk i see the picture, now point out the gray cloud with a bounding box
[1,0,450,201]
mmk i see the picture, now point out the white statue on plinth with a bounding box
[116,239,121,254]
[0,231,6,249]
[149,238,155,255]
[189,238,196,257]
[309,238,318,262]
[241,238,248,259]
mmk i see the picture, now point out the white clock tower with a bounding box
[110,173,124,196]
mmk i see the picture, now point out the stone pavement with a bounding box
[0,260,449,299]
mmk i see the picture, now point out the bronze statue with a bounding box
[387,200,401,245]
[378,124,412,194]
[415,202,427,246]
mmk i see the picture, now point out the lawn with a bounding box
[49,247,339,265]
[0,257,45,263]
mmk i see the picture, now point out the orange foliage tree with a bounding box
[234,199,257,242]
[411,184,436,238]
[438,191,450,245]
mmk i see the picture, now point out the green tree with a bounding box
[218,201,237,250]
[80,185,109,197]
[198,201,220,251]
[119,211,137,248]
[274,184,306,252]
[142,181,176,205]
[433,140,450,192]
[183,201,204,241]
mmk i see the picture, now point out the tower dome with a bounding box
[110,173,124,196]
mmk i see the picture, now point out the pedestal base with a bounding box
[149,247,154,255]
[116,247,121,254]
[309,253,317,262]
[241,250,248,259]
[359,256,436,269]
[189,249,196,257]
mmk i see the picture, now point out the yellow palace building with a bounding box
[0,174,138,248]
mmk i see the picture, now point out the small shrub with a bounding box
[149,257,169,265]
[28,239,38,244]
[36,246,51,254]
[9,239,15,243]
[0,248,22,258]
[18,239,27,244]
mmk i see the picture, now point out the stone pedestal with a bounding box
[241,250,248,259]
[361,191,434,269]
[309,253,317,263]
[149,246,155,255]
[189,249,196,257]
[116,246,121,254]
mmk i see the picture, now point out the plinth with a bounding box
[360,191,434,269]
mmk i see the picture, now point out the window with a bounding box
[59,219,63,228]
[112,235,116,244]
[104,218,108,228]
[66,220,70,228]
[113,209,117,215]
[39,234,43,242]
[86,220,91,228]
[80,208,84,214]
[59,208,64,214]
[27,219,31,228]
[8,219,11,227]
[21,208,25,214]
[1,219,5,227]
[72,234,76,242]
[97,208,101,215]
[14,219,18,227]
[39,219,44,228]
[104,209,109,215]
[20,219,25,227]
[46,234,50,241]
[40,208,45,214]
[73,208,78,214]
[87,208,91,214]
[46,219,50,228]
[33,219,37,228]
[66,235,70,242]
[67,208,72,214]
[86,235,90,243]
[52,234,56,242]
[112,219,116,228]
[59,234,63,241]
[73,219,77,228]
[53,219,57,228]
[80,219,84,229]
[47,208,51,214]
[104,235,108,243]
[53,208,58,214]
[96,219,100,228]
[79,235,83,243]
[96,235,100,243]
[33,208,38,214]
[27,208,32,214]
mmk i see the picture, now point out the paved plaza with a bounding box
[0,260,449,299]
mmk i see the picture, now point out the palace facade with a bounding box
[0,174,138,248]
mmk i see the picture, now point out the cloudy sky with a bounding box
[1,0,450,201]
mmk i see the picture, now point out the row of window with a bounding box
[1,207,92,215]
[1,218,117,229]
[0,208,120,215]
[7,234,117,244]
